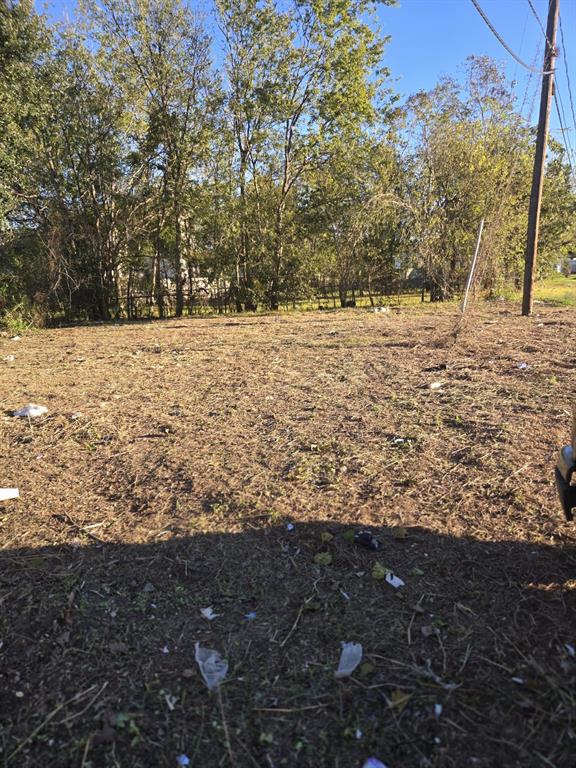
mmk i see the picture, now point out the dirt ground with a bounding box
[1,303,575,768]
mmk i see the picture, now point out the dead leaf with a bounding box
[389,689,412,711]
[371,562,387,580]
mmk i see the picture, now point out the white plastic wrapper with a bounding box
[385,572,405,589]
[13,404,48,418]
[0,489,19,501]
[194,642,228,690]
[335,641,363,679]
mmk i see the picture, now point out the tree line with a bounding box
[1,0,574,323]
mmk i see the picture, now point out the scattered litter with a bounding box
[13,403,48,418]
[142,582,155,593]
[164,693,178,711]
[169,407,182,416]
[200,607,219,621]
[0,489,19,502]
[10,335,21,341]
[70,411,83,420]
[355,729,363,740]
[517,362,530,370]
[3,355,15,361]
[429,381,443,390]
[390,435,416,449]
[434,703,443,719]
[194,642,228,691]
[162,645,169,654]
[421,625,439,638]
[371,307,390,313]
[354,529,381,551]
[176,756,190,767]
[565,643,575,657]
[244,611,257,621]
[418,660,459,691]
[286,523,295,532]
[385,572,405,589]
[335,641,363,679]
[511,676,524,684]
[339,589,350,601]
[362,759,389,768]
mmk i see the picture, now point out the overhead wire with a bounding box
[469,0,554,75]
[525,0,576,173]
[553,90,576,175]
[526,0,549,40]
[559,15,576,164]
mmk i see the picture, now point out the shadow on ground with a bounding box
[1,522,575,768]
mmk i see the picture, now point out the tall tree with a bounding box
[86,0,215,316]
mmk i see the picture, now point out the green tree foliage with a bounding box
[404,57,575,300]
[0,5,574,323]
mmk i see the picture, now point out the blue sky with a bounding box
[37,0,576,152]
[377,0,575,141]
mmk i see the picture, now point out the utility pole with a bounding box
[522,0,559,316]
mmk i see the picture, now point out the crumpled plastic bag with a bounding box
[363,759,389,768]
[194,642,228,690]
[335,641,363,679]
[13,404,48,418]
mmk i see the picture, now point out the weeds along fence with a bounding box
[3,274,470,327]
[117,283,429,320]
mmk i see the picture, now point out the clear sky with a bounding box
[37,0,576,156]
[378,0,576,142]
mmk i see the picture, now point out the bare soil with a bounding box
[1,304,575,768]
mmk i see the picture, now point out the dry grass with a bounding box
[1,303,575,768]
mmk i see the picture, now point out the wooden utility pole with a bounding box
[522,0,559,316]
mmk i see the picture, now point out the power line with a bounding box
[469,0,554,75]
[527,3,576,175]
[526,0,548,40]
[553,88,576,175]
[528,2,576,142]
[559,15,576,147]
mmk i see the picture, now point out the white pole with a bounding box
[461,218,485,313]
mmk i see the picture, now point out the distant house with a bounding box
[567,253,576,275]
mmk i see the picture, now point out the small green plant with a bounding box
[1,305,32,335]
